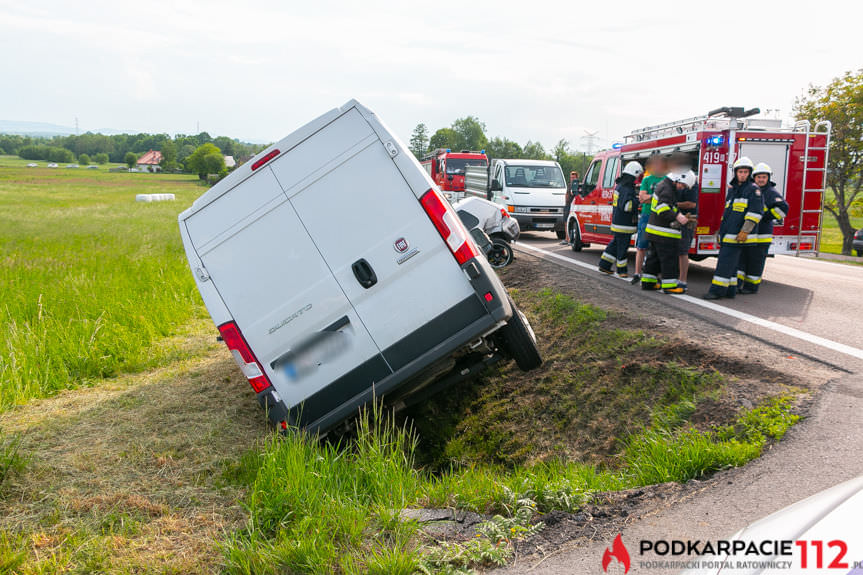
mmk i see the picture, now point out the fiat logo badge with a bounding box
[394,237,409,253]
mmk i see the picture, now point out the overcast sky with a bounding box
[1,0,860,151]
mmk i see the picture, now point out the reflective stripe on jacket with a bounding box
[646,177,681,242]
[756,182,790,241]
[610,177,638,234]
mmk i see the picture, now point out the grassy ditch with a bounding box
[0,159,206,409]
[221,289,802,575]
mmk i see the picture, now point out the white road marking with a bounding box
[517,242,863,362]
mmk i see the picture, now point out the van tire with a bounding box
[498,297,542,371]
[569,221,583,252]
[488,240,514,268]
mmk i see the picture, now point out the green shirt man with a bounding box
[640,174,664,215]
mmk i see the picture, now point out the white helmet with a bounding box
[732,156,754,171]
[622,161,644,178]
[672,170,697,189]
[753,162,772,177]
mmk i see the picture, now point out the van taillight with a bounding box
[420,188,478,265]
[251,149,280,171]
[217,321,272,393]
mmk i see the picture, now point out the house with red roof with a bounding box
[136,150,163,172]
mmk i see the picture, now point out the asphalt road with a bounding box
[490,232,863,575]
[515,232,863,371]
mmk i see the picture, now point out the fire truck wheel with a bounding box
[556,229,566,240]
[568,222,583,252]
[488,240,513,268]
[498,297,542,371]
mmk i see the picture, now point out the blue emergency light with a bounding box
[611,142,623,149]
[706,135,724,146]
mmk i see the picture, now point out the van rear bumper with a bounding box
[303,299,502,433]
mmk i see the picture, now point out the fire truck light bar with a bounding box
[737,137,795,143]
[706,135,725,146]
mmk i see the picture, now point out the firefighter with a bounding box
[599,161,643,277]
[737,162,789,294]
[676,170,698,293]
[631,154,667,284]
[703,157,763,300]
[641,171,690,293]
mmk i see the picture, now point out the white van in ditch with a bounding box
[178,100,541,433]
[488,159,568,238]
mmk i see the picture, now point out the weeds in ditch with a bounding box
[224,389,800,574]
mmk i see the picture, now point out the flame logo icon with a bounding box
[602,533,630,573]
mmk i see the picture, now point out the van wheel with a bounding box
[498,297,542,371]
[488,240,514,268]
[569,222,583,252]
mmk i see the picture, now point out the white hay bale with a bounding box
[135,194,176,202]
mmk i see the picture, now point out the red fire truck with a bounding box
[566,107,831,258]
[420,148,489,202]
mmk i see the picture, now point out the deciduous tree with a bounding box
[124,152,137,170]
[795,69,863,255]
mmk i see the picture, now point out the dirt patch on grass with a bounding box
[0,327,266,573]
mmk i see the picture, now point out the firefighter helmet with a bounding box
[622,161,644,178]
[753,162,772,177]
[732,156,754,171]
[672,170,697,189]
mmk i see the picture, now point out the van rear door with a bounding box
[269,108,481,372]
[184,167,391,423]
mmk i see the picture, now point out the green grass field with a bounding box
[0,155,206,409]
[817,189,863,255]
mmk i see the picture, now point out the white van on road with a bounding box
[179,100,541,433]
[487,159,568,239]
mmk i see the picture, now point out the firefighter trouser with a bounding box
[708,243,746,297]
[599,233,632,274]
[737,243,769,292]
[641,240,678,289]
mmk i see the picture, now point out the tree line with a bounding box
[0,132,266,176]
[408,117,593,179]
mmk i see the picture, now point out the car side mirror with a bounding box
[491,178,502,191]
[580,182,592,196]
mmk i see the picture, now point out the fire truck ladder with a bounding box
[792,120,832,256]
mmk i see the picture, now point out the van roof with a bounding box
[496,159,560,167]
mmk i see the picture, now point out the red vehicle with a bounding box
[420,148,489,202]
[566,107,831,258]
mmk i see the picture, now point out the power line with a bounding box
[581,130,599,156]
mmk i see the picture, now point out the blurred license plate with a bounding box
[535,223,554,229]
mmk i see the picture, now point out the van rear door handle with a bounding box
[351,258,377,289]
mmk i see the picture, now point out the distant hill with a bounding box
[0,120,130,137]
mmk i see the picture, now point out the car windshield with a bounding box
[445,158,487,175]
[504,165,566,188]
